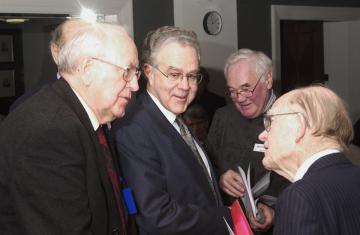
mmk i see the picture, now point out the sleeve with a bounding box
[115,122,232,235]
[273,187,321,235]
[13,123,93,235]
[205,109,223,176]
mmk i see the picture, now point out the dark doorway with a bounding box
[280,20,328,94]
[0,14,67,115]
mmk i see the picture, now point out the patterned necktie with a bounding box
[175,116,219,205]
[97,126,127,235]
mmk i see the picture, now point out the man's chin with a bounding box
[238,108,257,119]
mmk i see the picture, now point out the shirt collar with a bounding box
[72,88,100,131]
[294,149,340,181]
[264,90,276,113]
[147,91,177,124]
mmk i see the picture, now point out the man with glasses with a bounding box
[113,26,236,234]
[206,48,288,233]
[0,21,139,234]
[258,85,360,234]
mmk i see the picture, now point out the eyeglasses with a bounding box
[152,65,203,84]
[91,57,141,82]
[225,71,268,98]
[263,112,300,132]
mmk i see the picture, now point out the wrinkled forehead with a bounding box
[267,94,293,114]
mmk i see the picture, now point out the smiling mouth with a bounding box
[174,95,188,101]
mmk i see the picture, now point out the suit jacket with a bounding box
[274,153,360,235]
[0,78,136,235]
[113,91,232,235]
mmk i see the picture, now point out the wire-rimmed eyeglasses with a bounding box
[225,70,268,98]
[152,65,203,84]
[91,57,141,82]
[263,112,300,132]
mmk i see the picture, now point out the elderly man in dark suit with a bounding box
[113,26,240,235]
[0,20,140,234]
[258,85,360,235]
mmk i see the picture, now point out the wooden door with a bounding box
[280,20,328,94]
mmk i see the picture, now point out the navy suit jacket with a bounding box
[0,78,136,235]
[114,91,232,235]
[274,152,360,235]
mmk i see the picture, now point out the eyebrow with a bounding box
[166,65,199,73]
[228,81,253,90]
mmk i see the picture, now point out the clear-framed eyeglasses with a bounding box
[152,65,203,85]
[91,57,141,82]
[263,112,300,132]
[225,70,268,98]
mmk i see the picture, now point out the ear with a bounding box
[295,114,307,143]
[143,63,154,86]
[50,44,59,65]
[81,58,94,86]
[265,70,273,89]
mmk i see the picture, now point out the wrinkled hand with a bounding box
[248,203,274,232]
[219,169,245,197]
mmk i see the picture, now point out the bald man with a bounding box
[0,21,140,235]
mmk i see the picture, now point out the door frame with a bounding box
[271,5,360,91]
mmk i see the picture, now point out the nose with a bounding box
[128,77,139,92]
[233,93,247,103]
[177,76,190,90]
[258,129,267,142]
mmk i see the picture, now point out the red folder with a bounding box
[230,200,254,235]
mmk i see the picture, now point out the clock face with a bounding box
[203,11,222,35]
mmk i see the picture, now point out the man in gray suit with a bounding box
[0,20,140,234]
[258,85,360,234]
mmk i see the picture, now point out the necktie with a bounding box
[97,126,127,235]
[175,116,219,205]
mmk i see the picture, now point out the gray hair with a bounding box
[224,48,272,79]
[57,22,128,74]
[141,26,200,66]
[287,84,353,150]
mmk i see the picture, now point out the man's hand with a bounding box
[248,203,274,232]
[219,169,245,197]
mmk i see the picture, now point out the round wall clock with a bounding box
[203,11,223,35]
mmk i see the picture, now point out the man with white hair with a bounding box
[258,85,360,234]
[0,20,140,234]
[207,49,288,233]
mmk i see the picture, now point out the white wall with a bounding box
[174,0,238,96]
[324,21,360,122]
[0,0,134,36]
[0,0,134,91]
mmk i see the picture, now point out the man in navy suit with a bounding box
[114,26,274,235]
[258,85,360,235]
[0,20,140,234]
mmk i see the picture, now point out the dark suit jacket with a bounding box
[113,91,232,235]
[274,153,360,235]
[0,78,135,235]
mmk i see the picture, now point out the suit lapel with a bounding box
[139,91,222,205]
[50,78,122,228]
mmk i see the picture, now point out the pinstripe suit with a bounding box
[274,152,360,235]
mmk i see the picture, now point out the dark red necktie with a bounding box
[97,126,127,235]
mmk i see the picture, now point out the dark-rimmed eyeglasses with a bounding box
[263,112,300,132]
[225,70,268,98]
[152,65,203,84]
[91,57,141,82]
